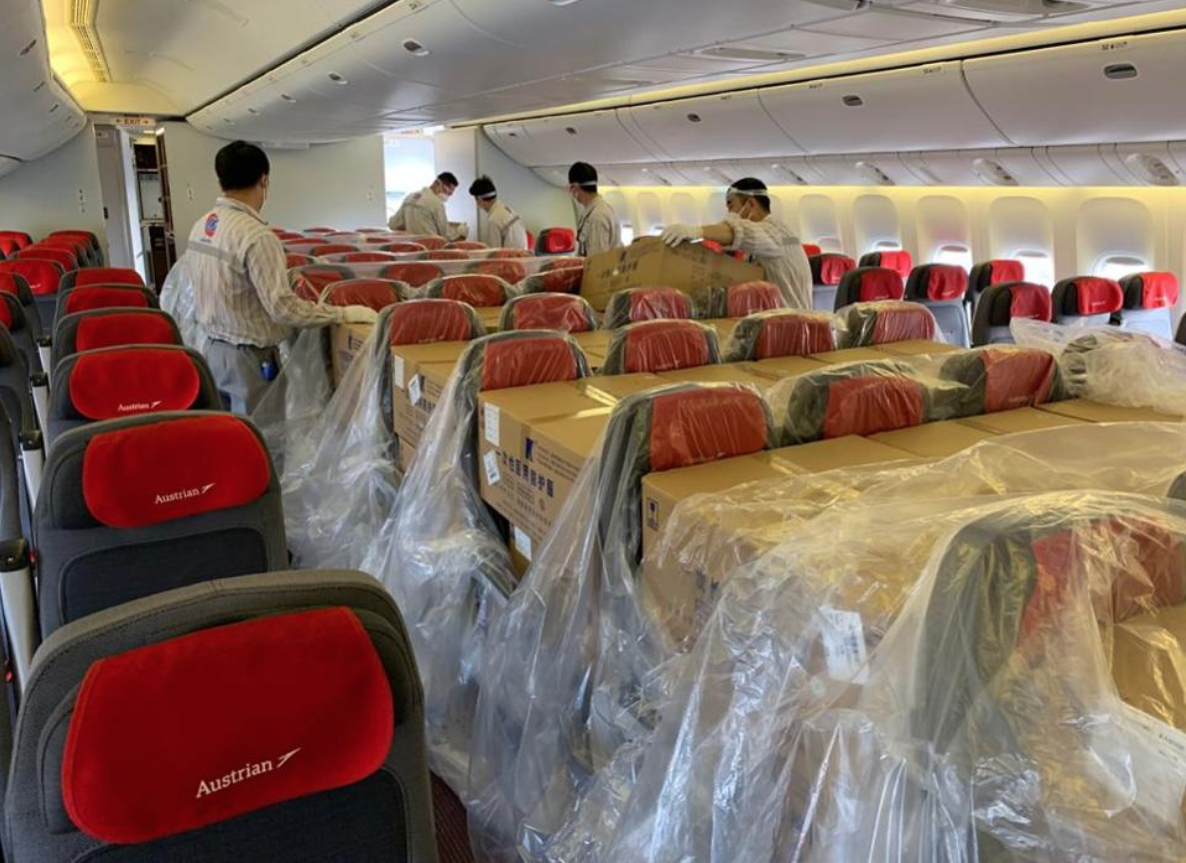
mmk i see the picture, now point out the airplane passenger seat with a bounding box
[1051,276,1123,327]
[971,282,1052,347]
[0,259,65,330]
[46,345,221,444]
[308,243,359,257]
[517,264,584,295]
[707,280,784,319]
[320,278,404,312]
[16,246,77,274]
[51,309,183,370]
[834,266,905,311]
[469,259,529,285]
[330,251,400,264]
[858,250,913,283]
[603,287,696,329]
[379,241,430,255]
[601,319,720,375]
[426,250,471,262]
[808,253,855,312]
[968,259,1026,315]
[486,249,534,260]
[55,285,158,320]
[802,243,822,257]
[448,240,488,251]
[839,301,939,348]
[60,268,144,292]
[287,264,356,303]
[425,274,510,308]
[5,571,437,863]
[407,235,449,251]
[1116,272,1180,340]
[537,227,577,255]
[0,232,33,251]
[904,263,971,347]
[33,411,286,637]
[285,252,317,269]
[940,346,1067,417]
[499,293,596,333]
[379,262,444,288]
[725,309,835,362]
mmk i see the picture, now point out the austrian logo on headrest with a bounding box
[204,214,219,238]
[195,747,301,799]
[155,482,216,505]
[117,400,163,413]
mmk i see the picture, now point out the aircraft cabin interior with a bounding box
[4,0,1186,860]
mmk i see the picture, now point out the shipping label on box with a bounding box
[391,360,456,451]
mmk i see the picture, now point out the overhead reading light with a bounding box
[19,40,37,57]
[403,39,430,57]
[842,95,864,107]
[855,161,893,185]
[247,107,260,115]
[1104,63,1138,80]
[280,93,297,103]
[48,103,59,114]
[565,127,577,135]
[686,113,702,123]
[33,81,45,92]
[972,157,1018,186]
[327,72,348,85]
[223,118,234,125]
[1125,152,1179,186]
[771,163,808,185]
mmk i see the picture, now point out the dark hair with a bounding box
[215,141,270,192]
[728,177,771,213]
[568,161,598,192]
[437,172,459,189]
[469,175,497,199]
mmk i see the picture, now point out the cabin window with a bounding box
[604,191,633,245]
[383,136,436,219]
[1094,254,1147,281]
[637,192,664,236]
[671,193,699,225]
[933,243,972,271]
[873,239,901,251]
[817,236,843,253]
[801,195,841,251]
[853,195,901,258]
[1014,249,1056,288]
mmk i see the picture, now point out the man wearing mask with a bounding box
[568,162,622,258]
[469,176,529,250]
[660,178,812,309]
[388,172,466,239]
[187,140,378,414]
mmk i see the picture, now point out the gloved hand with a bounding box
[661,224,702,247]
[341,305,379,325]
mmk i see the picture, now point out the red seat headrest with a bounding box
[978,348,1057,413]
[335,252,398,264]
[1008,283,1053,322]
[0,300,13,330]
[813,254,856,286]
[75,312,179,353]
[75,269,145,289]
[438,274,507,307]
[542,257,585,273]
[0,260,62,295]
[824,375,926,439]
[649,386,769,472]
[989,259,1025,286]
[510,295,592,333]
[627,288,693,323]
[480,335,579,391]
[624,320,711,374]
[725,281,784,318]
[65,287,150,315]
[801,243,822,258]
[532,267,583,294]
[1068,277,1123,316]
[304,227,337,234]
[380,262,443,288]
[869,303,938,345]
[925,265,968,302]
[756,312,835,359]
[388,299,476,346]
[379,242,428,255]
[63,607,392,844]
[408,236,448,251]
[855,268,905,303]
[285,254,317,269]
[487,249,533,259]
[69,348,203,420]
[448,241,488,251]
[1127,272,1180,310]
[81,414,270,528]
[309,244,358,257]
[322,279,401,311]
[541,228,576,254]
[291,266,352,302]
[426,250,471,261]
[471,259,528,284]
[18,247,75,270]
[873,250,913,280]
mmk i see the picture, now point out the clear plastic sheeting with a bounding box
[837,300,942,348]
[425,273,514,307]
[723,309,837,362]
[362,331,590,792]
[468,382,776,862]
[537,424,1186,863]
[600,320,720,376]
[159,258,208,353]
[1013,319,1186,413]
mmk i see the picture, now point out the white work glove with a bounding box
[661,224,702,247]
[341,306,379,325]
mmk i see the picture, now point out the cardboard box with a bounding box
[330,322,374,387]
[656,363,776,388]
[745,355,828,383]
[958,407,1089,435]
[580,237,765,312]
[391,358,460,452]
[702,318,741,346]
[478,374,665,546]
[870,420,1000,459]
[1037,398,1184,424]
[477,305,504,333]
[872,340,963,358]
[640,436,911,645]
[810,347,892,366]
[1110,603,1186,732]
[573,329,612,372]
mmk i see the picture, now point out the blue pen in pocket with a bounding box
[260,358,278,381]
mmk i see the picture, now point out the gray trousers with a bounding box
[204,340,281,416]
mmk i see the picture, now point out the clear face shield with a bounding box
[725,185,766,221]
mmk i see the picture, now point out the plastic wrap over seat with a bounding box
[33,411,287,636]
[1118,272,1180,339]
[6,570,435,863]
[55,285,158,319]
[778,359,958,445]
[537,227,577,254]
[379,241,429,255]
[468,258,529,285]
[500,293,596,333]
[834,266,905,311]
[448,240,488,251]
[47,344,221,444]
[808,253,855,312]
[320,278,404,311]
[724,309,836,361]
[308,243,358,257]
[603,287,695,329]
[426,249,471,262]
[469,382,774,860]
[601,319,720,375]
[940,345,1066,417]
[972,281,1052,346]
[517,264,584,296]
[425,274,510,307]
[361,330,590,790]
[51,308,183,370]
[707,280,784,319]
[379,261,444,288]
[287,264,355,303]
[284,252,317,269]
[904,263,971,347]
[326,250,402,264]
[1052,275,1124,326]
[265,300,484,576]
[838,301,939,348]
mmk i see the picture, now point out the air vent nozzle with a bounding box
[1104,63,1138,80]
[842,95,864,107]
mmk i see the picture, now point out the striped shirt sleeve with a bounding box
[246,234,344,329]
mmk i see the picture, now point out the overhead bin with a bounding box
[598,163,695,187]
[963,30,1186,146]
[623,91,803,162]
[759,61,1009,154]
[532,166,570,188]
[809,153,928,185]
[1107,143,1186,186]
[489,110,659,167]
[1035,145,1128,186]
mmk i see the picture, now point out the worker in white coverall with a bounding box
[469,175,530,250]
[661,177,813,309]
[388,172,466,240]
[187,141,379,415]
[568,161,623,258]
